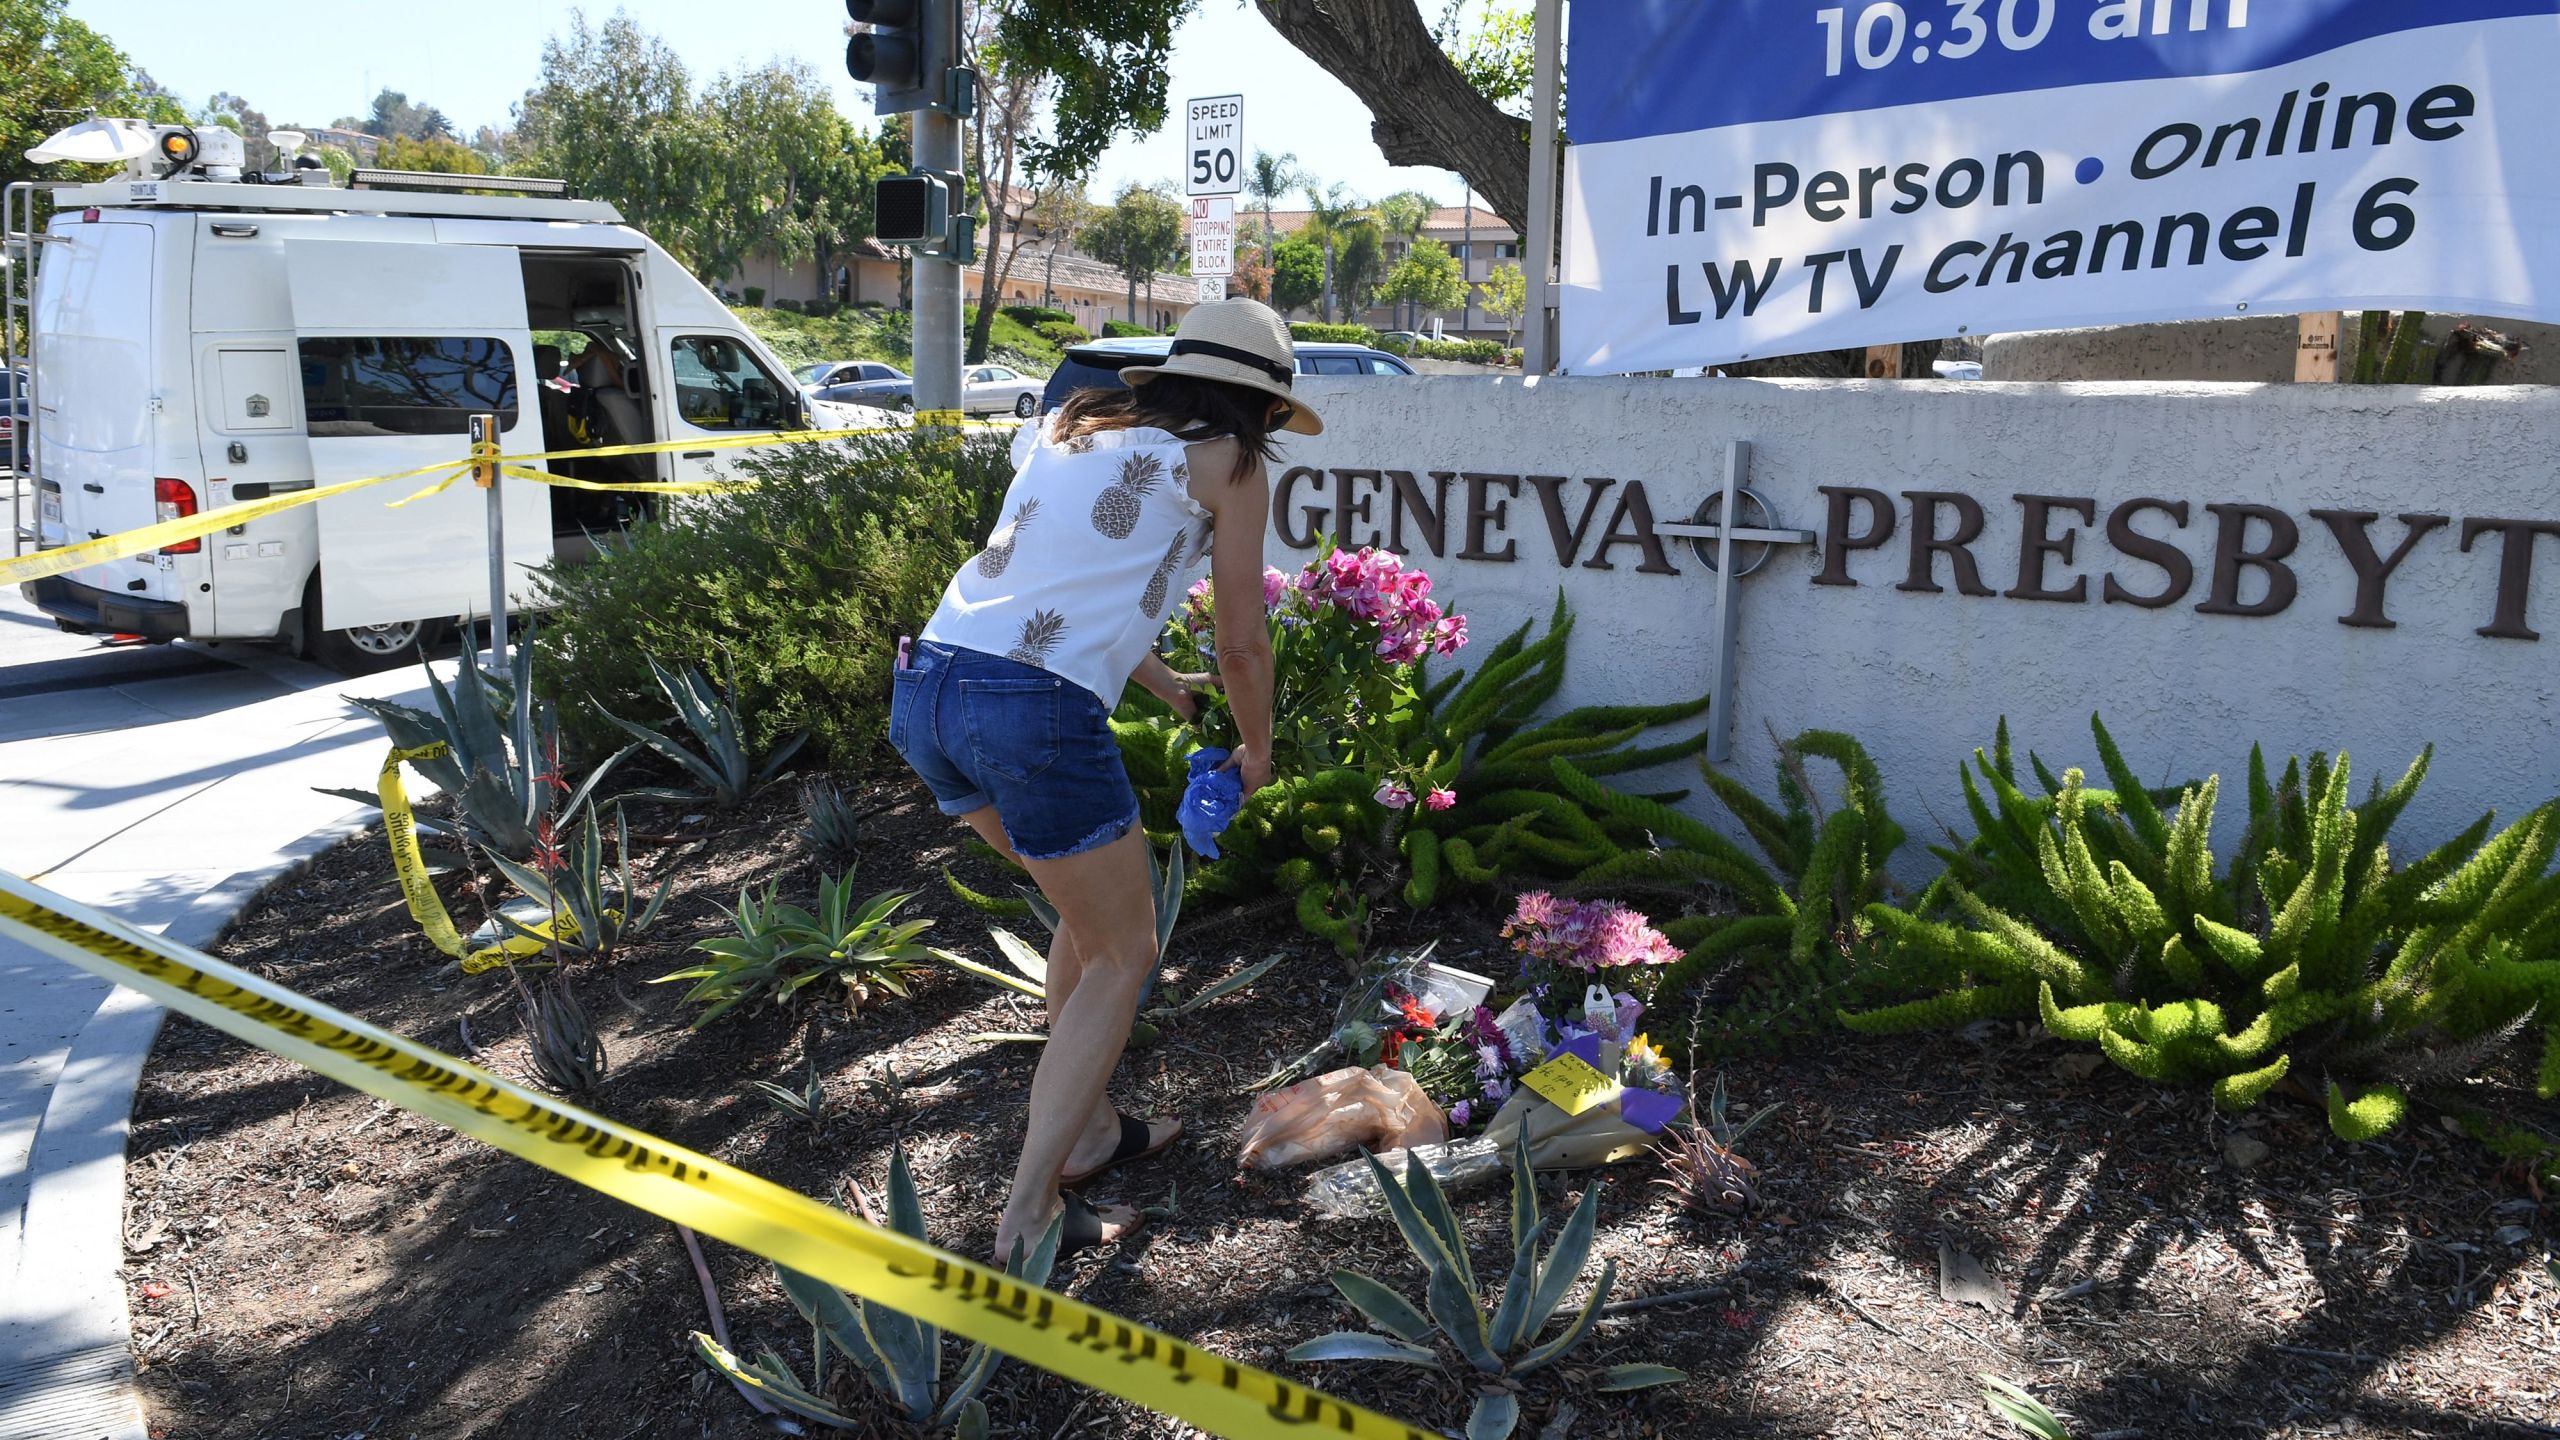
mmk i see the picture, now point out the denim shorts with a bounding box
[889,640,1141,861]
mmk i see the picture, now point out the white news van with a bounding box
[8,119,860,671]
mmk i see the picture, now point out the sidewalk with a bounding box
[0,607,435,1437]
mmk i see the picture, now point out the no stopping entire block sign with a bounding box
[1191,196,1236,277]
[1186,93,1243,196]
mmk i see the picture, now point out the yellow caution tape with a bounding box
[0,872,1428,1440]
[4,417,1016,586]
[379,742,473,963]
[376,740,576,975]
[0,460,471,588]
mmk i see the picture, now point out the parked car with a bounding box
[964,363,1044,418]
[1933,359,1985,381]
[1037,339,1414,414]
[795,359,903,391]
[811,363,916,413]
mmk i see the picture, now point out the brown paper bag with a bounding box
[1236,1065,1449,1171]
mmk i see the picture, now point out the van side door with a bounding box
[285,239,549,632]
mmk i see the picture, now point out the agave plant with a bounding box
[602,656,808,806]
[799,777,864,861]
[690,1146,1062,1437]
[482,803,673,966]
[657,871,945,1028]
[1287,1133,1684,1439]
[338,640,632,861]
[751,1050,829,1125]
[1983,1374,2074,1439]
[1654,1073,1777,1217]
[517,971,605,1095]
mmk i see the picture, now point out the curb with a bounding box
[0,806,387,1440]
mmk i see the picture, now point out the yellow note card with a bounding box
[1518,1050,1619,1117]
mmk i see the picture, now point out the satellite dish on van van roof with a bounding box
[27,117,158,166]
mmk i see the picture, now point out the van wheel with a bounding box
[303,573,437,675]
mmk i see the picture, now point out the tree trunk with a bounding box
[1321,238,1336,323]
[1127,276,1137,327]
[1257,0,1534,235]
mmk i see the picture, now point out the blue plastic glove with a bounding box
[1177,746,1245,860]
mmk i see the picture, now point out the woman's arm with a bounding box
[1132,651,1211,720]
[1190,442,1276,795]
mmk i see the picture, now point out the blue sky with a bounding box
[65,0,1478,208]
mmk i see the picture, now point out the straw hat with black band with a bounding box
[1120,298,1325,435]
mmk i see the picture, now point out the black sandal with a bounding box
[1060,1112,1183,1190]
[1058,1192,1142,1256]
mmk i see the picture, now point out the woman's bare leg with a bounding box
[955,811,1165,1250]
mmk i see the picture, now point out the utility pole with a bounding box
[848,0,971,419]
[1524,0,1562,374]
[911,105,964,417]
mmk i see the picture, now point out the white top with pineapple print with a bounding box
[921,419,1214,705]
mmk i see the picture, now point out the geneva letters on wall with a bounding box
[1559,1,2560,374]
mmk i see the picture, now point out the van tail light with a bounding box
[154,478,201,554]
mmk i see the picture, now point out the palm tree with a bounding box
[1375,190,1435,330]
[1302,183,1374,325]
[1248,150,1301,270]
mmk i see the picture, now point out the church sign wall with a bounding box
[1265,375,2560,865]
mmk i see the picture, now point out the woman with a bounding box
[890,299,1319,1260]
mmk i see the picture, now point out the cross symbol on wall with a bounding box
[1651,441,1817,763]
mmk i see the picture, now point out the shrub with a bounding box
[1036,319,1091,346]
[1290,321,1379,345]
[742,286,766,308]
[1414,338,1504,364]
[1844,715,2560,1140]
[1374,332,1415,356]
[530,431,1010,768]
[1608,731,1913,1060]
[1002,303,1074,327]
[1101,320,1158,338]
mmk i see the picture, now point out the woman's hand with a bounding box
[1219,743,1274,799]
[1166,671,1219,722]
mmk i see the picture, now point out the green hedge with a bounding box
[1102,320,1159,338]
[1414,338,1506,364]
[1002,304,1075,327]
[1289,322,1379,345]
[1036,319,1091,346]
[531,432,1013,770]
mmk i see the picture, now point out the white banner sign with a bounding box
[1190,196,1236,277]
[1197,274,1228,304]
[1560,2,2560,375]
[1185,93,1244,196]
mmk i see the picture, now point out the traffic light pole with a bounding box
[911,109,964,421]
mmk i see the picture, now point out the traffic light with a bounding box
[846,0,956,117]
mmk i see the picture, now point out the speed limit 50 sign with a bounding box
[1185,94,1243,197]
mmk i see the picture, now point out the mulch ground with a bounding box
[121,775,2560,1439]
